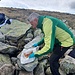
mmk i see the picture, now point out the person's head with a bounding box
[27,12,40,29]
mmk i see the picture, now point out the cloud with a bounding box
[70,2,75,9]
[0,0,75,14]
[0,0,29,8]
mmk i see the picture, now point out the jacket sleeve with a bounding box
[35,18,56,57]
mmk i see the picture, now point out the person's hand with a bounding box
[29,52,35,58]
[32,43,38,47]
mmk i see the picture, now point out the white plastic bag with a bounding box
[20,47,39,64]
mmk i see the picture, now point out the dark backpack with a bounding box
[0,13,5,25]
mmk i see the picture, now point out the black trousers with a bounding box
[49,44,70,75]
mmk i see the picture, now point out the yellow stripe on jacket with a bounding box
[35,18,53,55]
[55,26,73,47]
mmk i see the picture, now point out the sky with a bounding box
[0,0,75,14]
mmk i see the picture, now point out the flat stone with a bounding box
[60,55,75,74]
[0,19,31,45]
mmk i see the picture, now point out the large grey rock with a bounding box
[0,42,18,56]
[60,55,75,74]
[0,64,14,75]
[0,19,31,45]
[0,54,15,75]
[0,20,31,37]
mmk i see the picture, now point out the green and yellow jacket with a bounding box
[34,16,75,57]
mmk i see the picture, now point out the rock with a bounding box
[0,64,15,75]
[65,47,73,56]
[17,47,39,72]
[24,35,43,49]
[34,28,42,37]
[0,42,16,51]
[0,32,5,42]
[16,35,44,72]
[0,19,31,45]
[59,68,66,75]
[27,33,33,38]
[38,55,49,61]
[38,58,48,68]
[17,58,38,72]
[19,71,33,75]
[11,57,17,65]
[69,28,75,37]
[0,54,15,75]
[0,20,31,37]
[0,54,11,67]
[0,42,18,57]
[34,63,45,75]
[24,38,32,44]
[60,55,75,74]
[45,67,52,75]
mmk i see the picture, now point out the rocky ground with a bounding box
[0,7,75,75]
[0,7,75,29]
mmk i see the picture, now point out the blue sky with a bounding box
[0,0,75,14]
